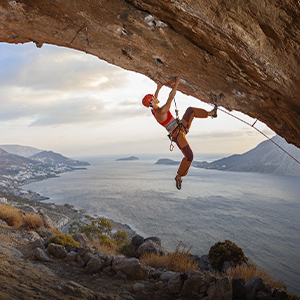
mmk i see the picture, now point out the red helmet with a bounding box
[142,94,153,107]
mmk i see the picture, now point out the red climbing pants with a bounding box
[171,107,208,177]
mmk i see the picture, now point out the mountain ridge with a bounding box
[193,135,300,176]
[0,144,42,157]
[29,150,90,167]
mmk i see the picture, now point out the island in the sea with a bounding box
[115,156,139,161]
[155,158,180,165]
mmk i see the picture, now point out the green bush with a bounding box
[45,233,81,247]
[81,217,112,240]
[209,240,246,271]
[80,217,129,247]
[118,242,138,258]
[113,231,128,246]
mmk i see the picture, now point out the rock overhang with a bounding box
[0,0,299,148]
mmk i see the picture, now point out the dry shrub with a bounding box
[22,212,44,230]
[88,240,119,255]
[141,241,200,274]
[0,204,23,227]
[0,203,45,229]
[225,263,286,290]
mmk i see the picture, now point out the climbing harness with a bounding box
[208,103,300,166]
[167,119,189,151]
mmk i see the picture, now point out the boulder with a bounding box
[272,289,290,300]
[94,252,112,268]
[65,245,79,253]
[72,233,89,246]
[30,238,45,250]
[207,277,232,300]
[112,257,148,280]
[168,273,184,294]
[34,247,51,262]
[245,277,266,300]
[232,277,246,300]
[256,291,272,300]
[160,271,177,282]
[36,227,56,238]
[115,271,127,279]
[144,236,162,246]
[64,251,77,262]
[26,231,41,242]
[197,254,214,272]
[132,283,145,293]
[77,246,93,257]
[83,252,94,265]
[0,220,8,226]
[85,256,104,274]
[38,209,57,229]
[138,239,167,256]
[181,270,204,296]
[46,243,67,259]
[131,234,145,249]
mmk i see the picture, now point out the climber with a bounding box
[142,77,217,190]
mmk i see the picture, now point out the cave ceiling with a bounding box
[0,0,300,148]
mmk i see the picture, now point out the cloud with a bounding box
[28,96,147,126]
[0,43,129,92]
[0,43,152,126]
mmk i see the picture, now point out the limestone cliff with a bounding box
[0,0,299,147]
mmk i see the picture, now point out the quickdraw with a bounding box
[85,25,90,46]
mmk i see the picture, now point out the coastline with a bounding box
[0,189,136,240]
[0,166,89,202]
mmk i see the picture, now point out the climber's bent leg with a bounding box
[181,107,208,130]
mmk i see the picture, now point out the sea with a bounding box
[22,154,300,295]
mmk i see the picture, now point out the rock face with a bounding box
[0,0,300,148]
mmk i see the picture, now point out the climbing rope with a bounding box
[156,74,300,165]
[208,103,300,166]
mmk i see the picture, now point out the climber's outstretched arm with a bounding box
[154,82,163,100]
[160,77,180,114]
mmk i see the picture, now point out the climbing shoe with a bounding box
[175,175,182,190]
[212,105,218,118]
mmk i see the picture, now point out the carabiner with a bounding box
[170,142,174,151]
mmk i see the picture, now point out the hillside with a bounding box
[193,135,300,176]
[0,148,42,176]
[29,150,90,167]
[0,146,90,199]
[0,144,42,158]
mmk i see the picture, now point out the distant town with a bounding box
[0,145,90,200]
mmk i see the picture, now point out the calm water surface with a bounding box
[23,155,300,294]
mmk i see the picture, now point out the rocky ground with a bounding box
[0,226,158,300]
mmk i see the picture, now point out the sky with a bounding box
[0,42,275,159]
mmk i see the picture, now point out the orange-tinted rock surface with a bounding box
[0,0,299,147]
